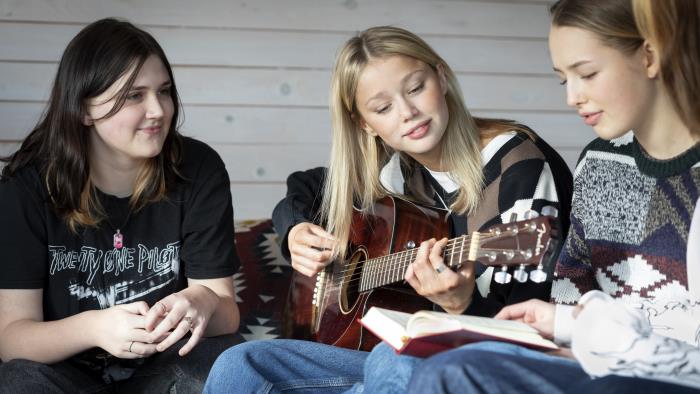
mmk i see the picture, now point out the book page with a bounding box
[407,310,557,349]
[408,310,538,335]
[360,307,412,350]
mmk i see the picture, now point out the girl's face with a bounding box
[549,26,656,140]
[354,55,449,169]
[86,54,174,167]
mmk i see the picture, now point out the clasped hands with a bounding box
[98,284,218,359]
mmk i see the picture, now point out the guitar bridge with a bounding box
[312,270,327,307]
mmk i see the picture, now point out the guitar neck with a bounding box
[358,233,479,292]
[356,217,553,293]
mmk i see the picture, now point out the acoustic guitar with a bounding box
[282,196,558,351]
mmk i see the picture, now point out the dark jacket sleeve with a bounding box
[272,167,327,260]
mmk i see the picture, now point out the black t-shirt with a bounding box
[0,137,240,321]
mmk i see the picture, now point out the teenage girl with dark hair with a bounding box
[0,18,241,392]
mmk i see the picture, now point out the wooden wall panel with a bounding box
[0,23,552,74]
[0,0,589,220]
[0,62,566,110]
[230,183,287,221]
[1,1,551,37]
[0,102,593,148]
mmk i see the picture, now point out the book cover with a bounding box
[359,306,558,358]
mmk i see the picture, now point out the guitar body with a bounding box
[282,196,450,351]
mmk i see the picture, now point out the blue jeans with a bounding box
[203,340,423,394]
[568,375,700,393]
[0,334,239,394]
[408,341,700,393]
[408,341,589,394]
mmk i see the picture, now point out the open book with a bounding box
[359,306,558,358]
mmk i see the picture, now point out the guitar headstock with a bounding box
[467,210,558,284]
[475,216,553,265]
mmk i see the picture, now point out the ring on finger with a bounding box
[129,341,135,353]
[435,264,448,274]
[182,316,194,330]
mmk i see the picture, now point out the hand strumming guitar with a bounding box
[288,222,338,277]
[404,238,476,314]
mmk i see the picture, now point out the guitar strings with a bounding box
[328,236,470,287]
[330,229,505,278]
[323,221,539,287]
[327,233,483,286]
[328,227,533,288]
[331,233,476,277]
[328,244,536,288]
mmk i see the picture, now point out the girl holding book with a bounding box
[0,18,241,391]
[204,25,573,393]
[409,0,700,392]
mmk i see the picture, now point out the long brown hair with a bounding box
[634,0,700,135]
[550,0,643,55]
[0,18,183,232]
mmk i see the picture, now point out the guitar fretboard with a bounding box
[357,234,475,292]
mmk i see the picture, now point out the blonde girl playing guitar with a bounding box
[205,25,573,393]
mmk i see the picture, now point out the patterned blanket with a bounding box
[233,219,292,342]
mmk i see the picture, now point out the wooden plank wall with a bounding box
[0,0,595,219]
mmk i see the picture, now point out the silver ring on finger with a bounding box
[129,341,135,353]
[435,264,448,274]
[182,316,194,331]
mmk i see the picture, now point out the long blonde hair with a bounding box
[633,0,700,135]
[323,26,523,257]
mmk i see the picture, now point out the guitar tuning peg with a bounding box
[524,210,539,219]
[513,264,528,283]
[529,263,547,283]
[541,206,558,218]
[494,265,512,284]
[509,212,518,223]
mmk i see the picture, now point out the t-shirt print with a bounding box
[49,240,181,308]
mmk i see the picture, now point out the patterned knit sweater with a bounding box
[550,131,700,388]
[552,131,700,304]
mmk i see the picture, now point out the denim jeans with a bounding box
[567,375,700,394]
[408,341,700,393]
[408,341,586,394]
[203,340,424,394]
[0,334,240,394]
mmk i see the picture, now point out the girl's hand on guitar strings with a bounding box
[288,222,338,277]
[494,299,555,339]
[404,237,475,314]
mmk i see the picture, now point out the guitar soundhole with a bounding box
[338,248,366,314]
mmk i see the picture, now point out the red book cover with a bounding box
[359,307,558,358]
[396,329,559,358]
